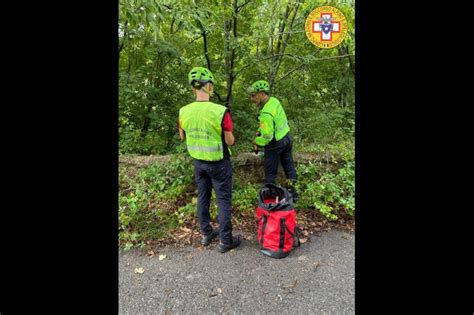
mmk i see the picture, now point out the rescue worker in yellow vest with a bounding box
[178,67,241,253]
[248,80,298,202]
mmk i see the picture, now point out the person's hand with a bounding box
[252,142,259,154]
[252,138,258,152]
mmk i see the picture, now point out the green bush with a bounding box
[297,160,354,220]
[232,183,260,214]
[119,155,194,249]
[119,142,355,248]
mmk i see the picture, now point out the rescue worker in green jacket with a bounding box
[178,67,241,253]
[248,80,298,202]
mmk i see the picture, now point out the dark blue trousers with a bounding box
[193,158,233,244]
[264,133,297,185]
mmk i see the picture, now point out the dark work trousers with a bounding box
[193,158,233,245]
[264,133,297,185]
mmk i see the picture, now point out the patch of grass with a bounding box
[119,155,193,249]
[232,182,260,214]
[296,160,354,220]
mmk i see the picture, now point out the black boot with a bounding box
[217,235,241,253]
[201,229,218,246]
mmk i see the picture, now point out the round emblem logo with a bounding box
[305,6,348,49]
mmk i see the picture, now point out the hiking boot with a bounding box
[201,229,219,246]
[217,235,241,253]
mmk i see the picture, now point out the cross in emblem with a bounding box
[312,13,340,41]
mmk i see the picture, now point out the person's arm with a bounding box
[178,116,185,141]
[224,131,234,146]
[222,111,235,146]
[254,112,274,146]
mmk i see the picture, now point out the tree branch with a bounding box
[274,50,321,84]
[275,5,291,59]
[236,0,251,12]
[201,28,212,73]
[200,23,226,103]
[170,16,175,34]
[213,91,226,103]
[314,54,355,61]
[119,20,129,54]
[269,1,301,88]
[341,44,355,75]
[274,53,356,84]
[224,0,239,109]
[233,53,304,79]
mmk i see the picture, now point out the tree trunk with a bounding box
[223,0,239,110]
[268,1,301,90]
[195,19,226,104]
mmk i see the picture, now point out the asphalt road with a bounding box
[119,229,354,314]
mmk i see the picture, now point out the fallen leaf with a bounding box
[217,288,223,294]
[282,279,298,289]
[181,227,191,233]
[302,230,309,236]
[300,238,308,244]
[146,250,155,257]
[159,254,167,261]
[313,261,320,271]
[134,267,144,274]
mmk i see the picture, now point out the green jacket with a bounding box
[255,97,290,147]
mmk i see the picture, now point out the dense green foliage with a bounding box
[118,0,355,248]
[119,0,354,155]
[119,142,353,248]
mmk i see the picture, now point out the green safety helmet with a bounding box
[188,67,215,87]
[248,80,270,93]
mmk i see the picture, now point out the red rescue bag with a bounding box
[256,183,300,258]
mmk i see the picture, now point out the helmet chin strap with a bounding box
[257,94,269,107]
[200,84,214,97]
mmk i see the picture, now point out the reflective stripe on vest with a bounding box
[187,145,221,152]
